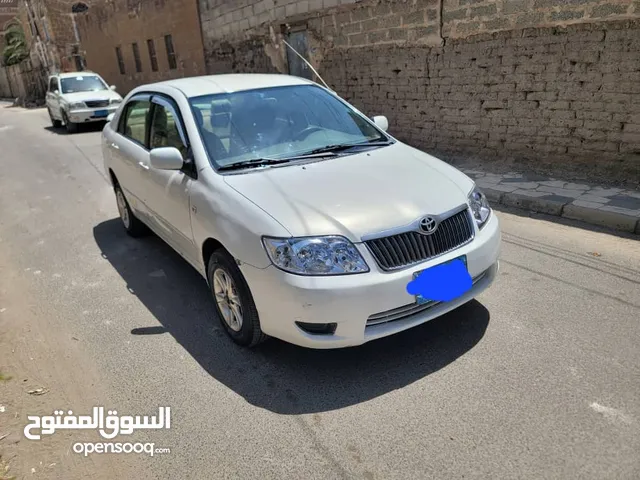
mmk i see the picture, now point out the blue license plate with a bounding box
[411,256,469,305]
[94,110,108,117]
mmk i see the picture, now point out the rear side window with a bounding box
[119,100,151,146]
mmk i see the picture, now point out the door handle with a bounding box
[138,161,150,170]
[110,142,119,150]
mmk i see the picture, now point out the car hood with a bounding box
[223,142,475,242]
[61,91,122,103]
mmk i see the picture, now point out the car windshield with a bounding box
[189,85,390,169]
[60,75,108,94]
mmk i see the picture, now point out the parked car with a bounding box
[46,71,123,133]
[101,74,501,349]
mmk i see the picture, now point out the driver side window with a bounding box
[118,99,151,146]
[150,102,188,159]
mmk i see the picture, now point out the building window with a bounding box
[147,39,158,72]
[164,34,176,70]
[132,42,142,73]
[71,2,89,14]
[115,46,125,75]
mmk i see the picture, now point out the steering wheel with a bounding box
[291,126,323,142]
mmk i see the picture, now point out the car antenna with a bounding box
[281,38,333,92]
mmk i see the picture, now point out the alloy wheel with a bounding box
[115,189,130,229]
[213,268,243,332]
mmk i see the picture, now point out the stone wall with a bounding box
[200,1,640,184]
[17,0,82,73]
[324,20,640,183]
[0,58,48,102]
[0,0,19,32]
[443,0,640,38]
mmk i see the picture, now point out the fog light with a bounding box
[295,322,337,335]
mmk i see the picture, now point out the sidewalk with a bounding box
[459,168,640,235]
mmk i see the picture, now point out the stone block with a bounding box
[562,204,638,232]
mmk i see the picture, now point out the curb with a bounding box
[484,188,640,235]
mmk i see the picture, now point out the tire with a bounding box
[62,111,78,134]
[48,108,62,128]
[114,184,148,237]
[207,250,266,347]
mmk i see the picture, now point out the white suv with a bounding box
[46,71,123,133]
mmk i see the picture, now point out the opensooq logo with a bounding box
[406,258,472,303]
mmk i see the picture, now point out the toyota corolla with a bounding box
[101,74,501,349]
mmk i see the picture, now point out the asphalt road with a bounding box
[1,104,639,480]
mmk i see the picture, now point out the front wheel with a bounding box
[62,111,78,134]
[48,108,62,128]
[207,250,266,347]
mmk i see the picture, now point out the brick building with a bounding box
[16,0,88,72]
[198,0,640,186]
[74,0,206,94]
[0,0,18,34]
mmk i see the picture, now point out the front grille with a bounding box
[366,270,487,327]
[85,100,109,108]
[364,209,475,271]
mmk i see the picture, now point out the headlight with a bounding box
[262,236,369,275]
[468,186,491,229]
[68,102,86,110]
[110,98,121,105]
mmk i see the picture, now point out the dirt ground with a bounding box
[0,248,143,480]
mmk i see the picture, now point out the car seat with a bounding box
[193,107,228,160]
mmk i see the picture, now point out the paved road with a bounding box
[1,105,639,480]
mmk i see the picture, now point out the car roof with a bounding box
[141,74,317,98]
[55,71,101,79]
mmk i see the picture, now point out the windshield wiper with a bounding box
[304,140,393,156]
[217,157,292,171]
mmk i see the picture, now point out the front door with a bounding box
[144,94,197,265]
[46,77,61,118]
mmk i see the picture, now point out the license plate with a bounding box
[411,256,469,305]
[94,110,108,117]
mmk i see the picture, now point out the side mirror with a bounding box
[52,89,59,95]
[150,147,184,171]
[110,85,117,91]
[106,113,115,123]
[372,115,389,132]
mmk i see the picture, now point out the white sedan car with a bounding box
[101,74,500,349]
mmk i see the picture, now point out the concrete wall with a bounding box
[75,0,206,94]
[198,0,640,184]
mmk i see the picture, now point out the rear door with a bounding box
[107,95,152,218]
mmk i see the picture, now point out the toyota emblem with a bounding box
[419,216,437,235]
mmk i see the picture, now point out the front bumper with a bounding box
[240,211,501,349]
[67,105,118,123]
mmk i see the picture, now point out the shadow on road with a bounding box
[93,218,490,414]
[45,122,106,135]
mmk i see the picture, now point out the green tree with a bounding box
[2,21,28,66]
